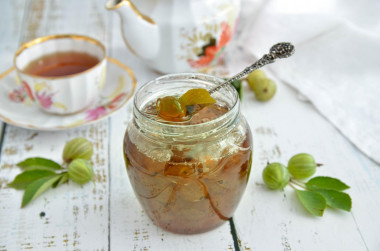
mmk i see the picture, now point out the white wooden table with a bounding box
[0,1,379,250]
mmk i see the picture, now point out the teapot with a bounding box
[106,0,241,73]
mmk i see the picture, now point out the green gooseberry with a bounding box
[63,137,93,163]
[262,162,290,190]
[288,153,317,179]
[247,70,267,92]
[68,159,94,185]
[253,78,277,101]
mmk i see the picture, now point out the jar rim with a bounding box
[133,73,239,138]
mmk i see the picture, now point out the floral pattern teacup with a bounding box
[14,34,107,115]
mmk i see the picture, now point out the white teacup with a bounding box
[14,34,107,115]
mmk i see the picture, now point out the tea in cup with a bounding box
[14,34,107,114]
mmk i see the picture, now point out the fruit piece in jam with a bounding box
[156,88,216,121]
[178,88,216,106]
[156,96,186,120]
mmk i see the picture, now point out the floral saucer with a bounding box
[0,57,136,130]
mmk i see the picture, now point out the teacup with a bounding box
[14,34,107,115]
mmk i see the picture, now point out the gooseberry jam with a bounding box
[123,73,252,234]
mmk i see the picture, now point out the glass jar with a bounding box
[123,73,252,234]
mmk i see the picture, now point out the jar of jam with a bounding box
[123,73,252,234]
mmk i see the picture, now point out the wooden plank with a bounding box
[0,2,26,250]
[0,0,26,146]
[0,124,110,250]
[107,13,237,250]
[232,71,378,250]
[0,0,111,250]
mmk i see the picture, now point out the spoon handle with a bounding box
[209,42,295,94]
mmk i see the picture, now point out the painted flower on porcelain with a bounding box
[9,81,35,103]
[85,93,127,121]
[185,22,232,69]
[85,106,107,121]
[36,92,54,109]
[9,87,27,103]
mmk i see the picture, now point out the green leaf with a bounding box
[8,170,56,190]
[21,175,61,208]
[315,189,352,212]
[306,176,350,191]
[296,190,326,216]
[230,79,243,100]
[52,172,69,188]
[17,157,62,171]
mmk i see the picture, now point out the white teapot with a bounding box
[106,0,241,73]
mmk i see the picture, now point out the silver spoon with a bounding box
[209,42,295,94]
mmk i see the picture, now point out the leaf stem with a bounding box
[61,162,68,169]
[290,178,307,190]
[288,181,298,190]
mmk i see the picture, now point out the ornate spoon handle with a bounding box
[209,42,295,94]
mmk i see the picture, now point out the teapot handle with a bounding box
[106,0,160,59]
[106,0,156,25]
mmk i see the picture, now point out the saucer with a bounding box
[0,57,136,130]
